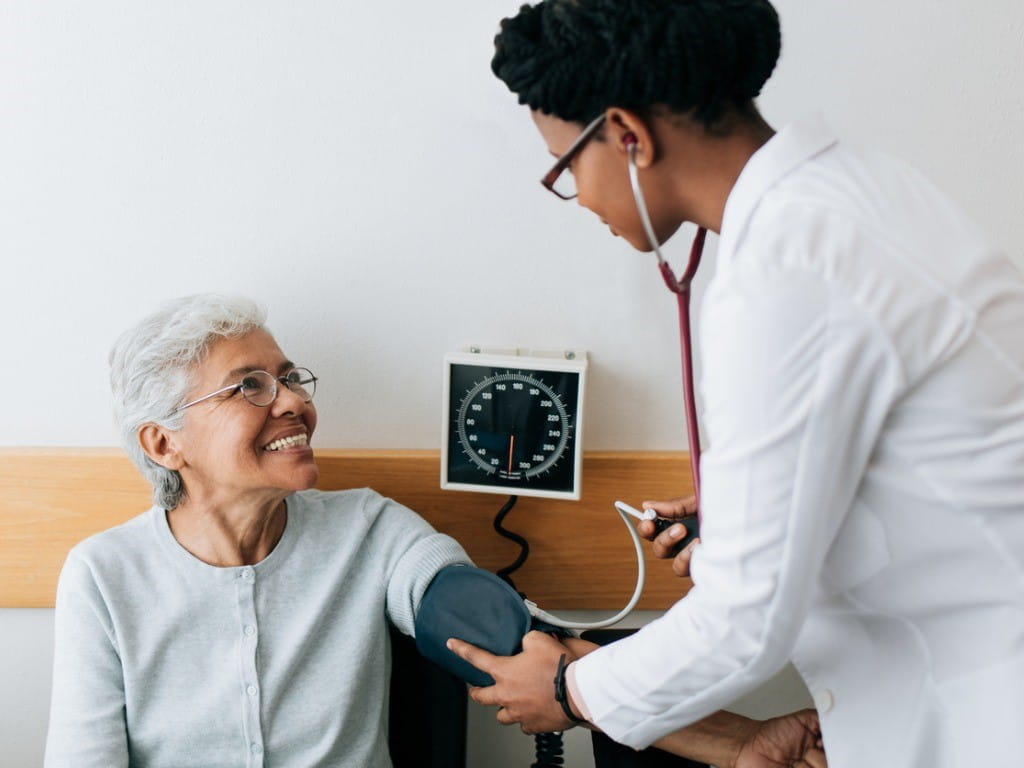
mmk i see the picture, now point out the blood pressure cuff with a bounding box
[414,565,532,687]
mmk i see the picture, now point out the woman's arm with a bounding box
[364,491,473,637]
[45,551,129,768]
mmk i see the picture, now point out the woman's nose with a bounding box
[270,383,309,416]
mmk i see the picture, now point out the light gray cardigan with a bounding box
[45,488,470,768]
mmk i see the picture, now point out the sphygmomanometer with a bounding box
[414,502,698,686]
[423,348,699,687]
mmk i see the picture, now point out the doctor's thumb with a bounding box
[642,496,697,519]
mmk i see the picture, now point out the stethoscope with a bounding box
[626,135,706,523]
[526,134,709,632]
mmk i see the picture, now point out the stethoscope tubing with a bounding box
[627,141,706,523]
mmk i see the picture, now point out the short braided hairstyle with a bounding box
[492,0,781,128]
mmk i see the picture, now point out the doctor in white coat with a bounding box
[448,1,1024,766]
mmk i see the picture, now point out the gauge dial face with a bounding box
[446,364,580,494]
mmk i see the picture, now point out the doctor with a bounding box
[448,1,1024,766]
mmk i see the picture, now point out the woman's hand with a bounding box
[447,630,583,734]
[636,495,700,578]
[734,709,827,768]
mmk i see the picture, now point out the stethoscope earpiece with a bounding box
[623,132,638,147]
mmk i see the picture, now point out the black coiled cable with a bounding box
[531,730,565,767]
[493,494,529,593]
[492,495,566,768]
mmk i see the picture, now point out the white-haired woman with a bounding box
[44,294,471,768]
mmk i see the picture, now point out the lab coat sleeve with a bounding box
[45,550,130,768]
[573,250,905,748]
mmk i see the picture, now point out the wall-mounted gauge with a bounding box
[441,348,587,500]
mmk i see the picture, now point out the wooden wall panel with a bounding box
[0,448,694,610]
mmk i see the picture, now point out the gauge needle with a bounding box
[507,434,515,475]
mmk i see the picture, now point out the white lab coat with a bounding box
[574,116,1024,767]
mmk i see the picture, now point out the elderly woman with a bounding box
[44,294,471,767]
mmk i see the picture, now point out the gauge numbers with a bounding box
[442,353,586,500]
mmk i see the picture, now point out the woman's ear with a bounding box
[138,424,185,471]
[605,107,657,168]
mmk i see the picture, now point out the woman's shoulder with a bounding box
[290,488,432,536]
[69,508,157,557]
[60,508,162,587]
[292,486,380,507]
[292,487,415,516]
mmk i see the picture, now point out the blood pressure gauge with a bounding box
[441,348,587,500]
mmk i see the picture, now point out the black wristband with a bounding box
[553,653,586,725]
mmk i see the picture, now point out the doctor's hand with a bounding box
[447,630,583,734]
[734,709,827,768]
[638,495,700,578]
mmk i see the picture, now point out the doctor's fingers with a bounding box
[642,495,697,519]
[670,539,700,578]
[795,747,828,768]
[492,705,540,734]
[447,637,499,676]
[469,683,504,708]
[495,706,518,726]
[649,521,698,559]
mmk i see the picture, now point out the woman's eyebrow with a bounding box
[223,366,258,383]
[218,361,295,385]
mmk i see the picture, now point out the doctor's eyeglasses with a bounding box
[174,367,318,413]
[541,113,607,200]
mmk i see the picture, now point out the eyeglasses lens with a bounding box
[284,368,316,402]
[237,368,317,407]
[550,168,577,199]
[240,371,277,406]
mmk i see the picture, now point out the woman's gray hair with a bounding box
[109,294,268,510]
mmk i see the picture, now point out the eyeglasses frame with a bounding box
[540,112,607,200]
[173,367,318,415]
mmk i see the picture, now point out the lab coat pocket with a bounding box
[821,500,890,594]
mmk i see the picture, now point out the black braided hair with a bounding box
[492,0,781,128]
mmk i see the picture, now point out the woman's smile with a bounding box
[261,430,311,453]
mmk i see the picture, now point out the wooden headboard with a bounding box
[0,448,694,610]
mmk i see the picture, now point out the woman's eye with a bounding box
[240,376,264,393]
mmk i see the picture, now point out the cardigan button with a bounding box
[812,688,835,713]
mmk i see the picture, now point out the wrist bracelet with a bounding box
[553,653,586,725]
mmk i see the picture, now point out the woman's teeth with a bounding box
[263,434,308,452]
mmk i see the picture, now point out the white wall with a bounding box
[1,1,1021,766]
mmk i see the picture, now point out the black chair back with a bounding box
[388,627,468,767]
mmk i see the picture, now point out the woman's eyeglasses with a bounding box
[174,368,318,414]
[540,113,607,200]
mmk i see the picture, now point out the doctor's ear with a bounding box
[138,423,185,471]
[606,108,656,168]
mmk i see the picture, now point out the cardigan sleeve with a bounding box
[45,549,130,768]
[356,491,472,637]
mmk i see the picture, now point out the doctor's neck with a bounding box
[656,108,776,235]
